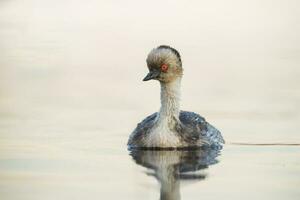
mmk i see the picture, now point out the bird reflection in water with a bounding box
[129,148,221,200]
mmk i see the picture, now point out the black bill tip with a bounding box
[143,71,159,81]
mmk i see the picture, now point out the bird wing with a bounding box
[178,111,225,147]
[127,112,158,147]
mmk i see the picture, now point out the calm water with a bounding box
[1,0,300,199]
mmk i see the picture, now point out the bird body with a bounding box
[128,111,223,149]
[128,45,224,149]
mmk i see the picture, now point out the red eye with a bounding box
[161,64,168,72]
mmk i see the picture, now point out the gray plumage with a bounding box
[128,45,224,149]
[128,111,225,149]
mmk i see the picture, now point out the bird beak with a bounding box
[143,70,160,81]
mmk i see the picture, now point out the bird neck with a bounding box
[158,78,181,121]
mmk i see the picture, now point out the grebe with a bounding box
[128,45,224,149]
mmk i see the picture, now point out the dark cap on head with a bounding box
[157,45,182,64]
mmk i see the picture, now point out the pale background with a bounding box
[0,0,299,199]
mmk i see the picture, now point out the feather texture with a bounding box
[128,111,224,149]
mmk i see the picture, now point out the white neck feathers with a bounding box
[158,78,181,121]
[147,78,182,147]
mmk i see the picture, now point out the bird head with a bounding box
[143,45,183,83]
